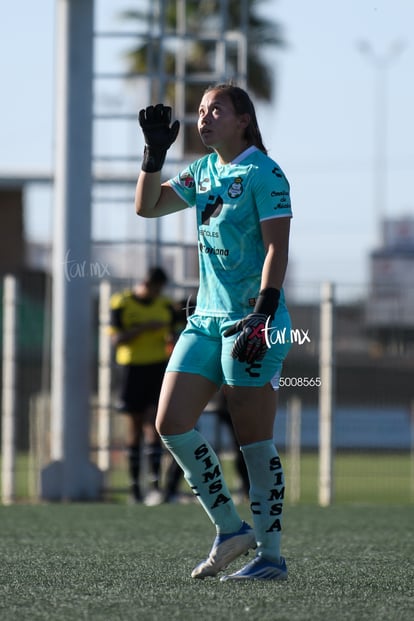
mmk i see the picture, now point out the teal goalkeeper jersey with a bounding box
[168,146,293,318]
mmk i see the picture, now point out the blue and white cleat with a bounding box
[191,521,256,579]
[220,555,288,581]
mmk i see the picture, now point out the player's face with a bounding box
[197,91,249,153]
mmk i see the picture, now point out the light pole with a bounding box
[357,40,405,245]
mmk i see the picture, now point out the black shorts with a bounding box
[116,362,167,414]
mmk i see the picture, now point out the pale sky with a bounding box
[1,0,413,300]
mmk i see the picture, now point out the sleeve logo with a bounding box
[179,172,195,188]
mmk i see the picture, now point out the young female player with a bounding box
[135,83,292,581]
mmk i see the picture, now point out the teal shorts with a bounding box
[166,312,292,389]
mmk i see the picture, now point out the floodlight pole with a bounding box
[358,40,405,245]
[40,0,102,500]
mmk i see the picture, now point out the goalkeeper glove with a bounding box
[138,104,180,173]
[223,288,280,364]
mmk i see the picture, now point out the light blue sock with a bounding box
[241,440,285,563]
[161,429,242,534]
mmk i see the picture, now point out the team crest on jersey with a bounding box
[180,172,195,188]
[228,176,244,199]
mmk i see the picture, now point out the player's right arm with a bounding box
[135,104,187,218]
[135,176,187,218]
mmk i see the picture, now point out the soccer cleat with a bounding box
[143,489,164,507]
[220,555,288,581]
[191,521,256,579]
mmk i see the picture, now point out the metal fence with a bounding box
[1,273,414,505]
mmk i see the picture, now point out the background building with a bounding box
[366,216,414,346]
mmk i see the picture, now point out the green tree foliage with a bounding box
[121,0,286,152]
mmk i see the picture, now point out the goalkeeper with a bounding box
[135,84,292,581]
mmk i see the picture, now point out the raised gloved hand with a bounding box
[223,288,280,364]
[138,104,180,173]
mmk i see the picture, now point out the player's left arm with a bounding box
[259,216,291,292]
[223,216,291,363]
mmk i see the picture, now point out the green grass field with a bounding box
[1,451,413,619]
[1,502,413,621]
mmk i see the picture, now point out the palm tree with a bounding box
[121,0,286,153]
